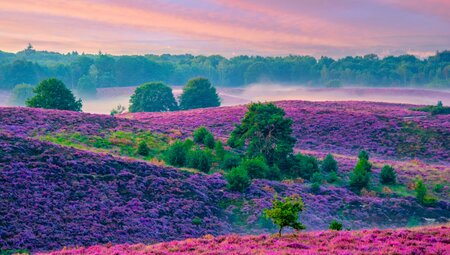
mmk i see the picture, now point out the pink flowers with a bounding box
[39,225,450,255]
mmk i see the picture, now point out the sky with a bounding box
[0,0,449,58]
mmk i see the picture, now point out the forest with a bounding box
[0,45,449,90]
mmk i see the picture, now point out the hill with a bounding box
[38,225,450,255]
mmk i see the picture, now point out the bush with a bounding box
[187,148,212,173]
[310,182,321,193]
[129,82,178,112]
[380,165,396,185]
[165,140,188,167]
[110,104,126,116]
[9,83,34,106]
[327,171,339,183]
[179,77,220,110]
[358,150,369,161]
[329,220,343,231]
[321,154,338,172]
[225,166,251,192]
[137,141,150,156]
[349,158,371,191]
[240,157,270,179]
[193,126,210,143]
[26,78,82,111]
[311,172,323,184]
[221,153,241,170]
[415,178,437,206]
[267,165,281,181]
[288,154,319,180]
[204,132,215,149]
[433,183,444,193]
[192,217,202,227]
[264,194,306,236]
[214,141,225,160]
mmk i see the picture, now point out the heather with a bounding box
[2,134,449,251]
[39,225,450,255]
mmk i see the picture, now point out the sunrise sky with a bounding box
[0,0,449,57]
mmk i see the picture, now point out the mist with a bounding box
[2,85,449,114]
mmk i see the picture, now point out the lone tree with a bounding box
[26,78,82,111]
[349,158,371,191]
[129,82,178,112]
[228,102,295,167]
[9,83,34,106]
[264,194,306,236]
[179,77,220,110]
[380,165,396,185]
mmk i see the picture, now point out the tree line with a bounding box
[0,45,449,90]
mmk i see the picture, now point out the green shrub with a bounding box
[358,150,369,161]
[187,148,212,173]
[321,154,338,172]
[192,217,202,226]
[433,183,444,193]
[267,165,281,180]
[264,194,306,236]
[327,171,339,183]
[415,178,437,206]
[137,141,150,156]
[380,165,396,185]
[204,132,215,149]
[311,172,323,184]
[221,152,241,170]
[225,166,251,192]
[214,141,225,160]
[288,153,319,180]
[349,158,371,191]
[310,182,321,193]
[165,140,188,167]
[240,157,270,179]
[26,78,82,111]
[329,220,343,231]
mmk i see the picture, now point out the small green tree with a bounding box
[221,153,241,170]
[214,141,225,161]
[26,78,82,111]
[9,84,34,106]
[204,132,215,149]
[288,153,319,180]
[129,82,178,112]
[137,141,150,156]
[327,171,339,183]
[179,77,220,110]
[264,194,306,236]
[240,157,270,179]
[380,165,396,185]
[110,104,126,116]
[228,102,295,167]
[187,148,212,173]
[193,126,210,143]
[358,150,369,161]
[165,140,189,167]
[329,220,343,231]
[225,166,251,192]
[414,178,437,206]
[349,158,371,191]
[321,154,338,172]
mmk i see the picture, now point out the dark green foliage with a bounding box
[349,158,371,191]
[225,166,251,192]
[179,77,220,110]
[288,153,319,180]
[266,166,281,180]
[380,165,396,185]
[411,101,450,115]
[192,217,202,226]
[321,154,338,172]
[129,82,178,112]
[137,141,150,156]
[264,194,306,236]
[329,220,343,231]
[165,140,189,167]
[193,126,212,142]
[310,182,321,193]
[327,171,339,183]
[358,150,369,161]
[433,183,444,193]
[228,102,295,167]
[0,250,29,255]
[311,172,323,184]
[240,157,270,179]
[415,178,437,206]
[221,152,241,170]
[9,83,34,106]
[26,78,82,111]
[203,132,215,149]
[187,148,212,173]
[214,141,225,160]
[76,75,97,98]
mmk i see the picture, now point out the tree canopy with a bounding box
[26,78,82,111]
[129,82,178,112]
[179,77,220,110]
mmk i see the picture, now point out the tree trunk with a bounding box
[278,227,282,237]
